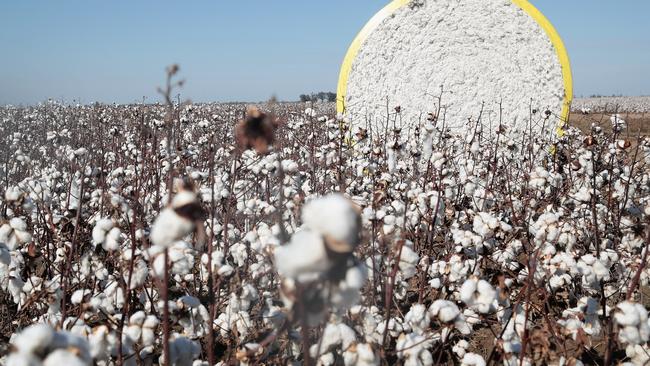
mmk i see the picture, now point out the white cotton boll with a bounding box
[0,224,12,244]
[12,323,55,355]
[5,186,22,202]
[431,152,446,171]
[92,219,113,246]
[281,159,299,173]
[152,254,167,279]
[460,278,497,314]
[301,194,360,252]
[429,300,460,323]
[453,340,470,358]
[130,311,147,326]
[9,218,27,232]
[166,336,201,366]
[150,208,194,249]
[396,333,433,366]
[5,352,41,366]
[103,227,122,251]
[88,325,109,361]
[573,186,592,203]
[405,304,431,334]
[274,230,330,281]
[71,289,86,305]
[398,244,419,279]
[344,263,366,289]
[339,323,357,350]
[217,265,234,277]
[611,114,627,131]
[343,343,379,366]
[615,301,650,345]
[461,353,486,366]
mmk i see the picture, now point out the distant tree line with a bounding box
[299,92,337,103]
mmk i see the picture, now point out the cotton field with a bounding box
[2,93,650,366]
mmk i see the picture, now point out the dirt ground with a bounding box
[569,111,650,137]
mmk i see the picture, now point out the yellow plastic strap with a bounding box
[337,0,573,135]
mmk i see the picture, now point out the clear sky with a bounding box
[0,1,648,105]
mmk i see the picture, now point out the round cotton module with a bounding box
[338,0,573,136]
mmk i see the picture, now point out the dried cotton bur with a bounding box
[235,106,280,154]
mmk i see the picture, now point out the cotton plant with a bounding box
[557,297,602,342]
[274,193,366,322]
[6,324,92,366]
[3,100,650,364]
[614,301,650,345]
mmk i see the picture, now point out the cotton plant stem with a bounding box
[381,239,405,351]
[162,248,170,366]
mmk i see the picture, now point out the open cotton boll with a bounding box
[162,335,201,366]
[343,343,379,366]
[9,218,27,232]
[615,301,650,345]
[461,353,486,366]
[398,244,419,280]
[396,333,433,366]
[301,194,360,253]
[405,304,431,334]
[5,353,41,366]
[429,300,472,336]
[459,278,497,314]
[274,229,331,282]
[329,263,368,311]
[453,340,470,359]
[103,227,123,251]
[429,300,460,323]
[150,208,195,248]
[12,323,55,355]
[91,219,113,246]
[43,349,87,366]
[4,186,23,202]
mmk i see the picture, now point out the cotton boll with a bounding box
[615,301,650,345]
[103,227,123,251]
[163,335,201,366]
[150,208,195,249]
[330,263,368,311]
[88,326,110,361]
[301,194,361,253]
[461,353,486,366]
[398,244,419,280]
[343,343,379,366]
[453,340,470,358]
[396,333,433,366]
[92,219,113,246]
[460,278,497,314]
[429,300,460,323]
[9,218,27,232]
[405,304,431,334]
[12,323,55,355]
[274,229,331,282]
[43,349,87,366]
[5,186,23,202]
[5,353,41,366]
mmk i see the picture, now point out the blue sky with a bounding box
[0,1,648,105]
